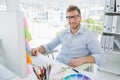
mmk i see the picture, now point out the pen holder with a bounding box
[32,64,52,80]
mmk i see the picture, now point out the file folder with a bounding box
[114,39,120,49]
[103,15,108,32]
[112,16,117,33]
[116,0,120,12]
[101,35,106,51]
[112,16,120,33]
[109,36,114,52]
[107,16,113,32]
[116,16,120,33]
[109,0,115,12]
[105,0,111,12]
[105,36,110,52]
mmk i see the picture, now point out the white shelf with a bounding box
[105,12,120,15]
[99,61,120,75]
[102,32,120,35]
[105,51,120,55]
[109,51,120,55]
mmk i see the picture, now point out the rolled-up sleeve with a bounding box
[86,31,106,65]
[42,33,60,53]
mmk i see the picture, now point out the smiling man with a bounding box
[31,5,106,68]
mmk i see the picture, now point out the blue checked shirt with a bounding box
[43,27,105,65]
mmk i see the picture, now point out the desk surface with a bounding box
[10,54,120,80]
[31,54,94,80]
[11,71,120,80]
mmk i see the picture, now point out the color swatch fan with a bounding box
[63,73,91,80]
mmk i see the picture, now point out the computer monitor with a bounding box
[0,11,27,78]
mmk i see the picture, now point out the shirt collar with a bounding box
[66,25,84,34]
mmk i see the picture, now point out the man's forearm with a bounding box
[83,56,95,64]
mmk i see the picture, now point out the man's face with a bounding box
[66,10,81,29]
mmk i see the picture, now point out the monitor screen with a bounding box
[0,11,27,78]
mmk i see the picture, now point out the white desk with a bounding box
[2,54,120,80]
[10,54,94,80]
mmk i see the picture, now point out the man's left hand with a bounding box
[68,57,86,68]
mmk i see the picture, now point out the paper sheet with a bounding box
[0,64,16,80]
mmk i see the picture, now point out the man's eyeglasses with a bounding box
[66,15,80,19]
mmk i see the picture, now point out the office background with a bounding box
[0,0,105,48]
[1,0,120,80]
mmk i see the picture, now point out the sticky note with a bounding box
[25,38,30,50]
[26,51,32,64]
[24,28,32,41]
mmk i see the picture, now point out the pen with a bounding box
[43,66,46,80]
[48,65,52,74]
[72,69,79,73]
[33,67,41,80]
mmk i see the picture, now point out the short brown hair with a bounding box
[66,5,81,15]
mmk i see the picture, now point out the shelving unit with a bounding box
[99,0,120,75]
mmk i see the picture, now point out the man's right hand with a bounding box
[30,48,39,56]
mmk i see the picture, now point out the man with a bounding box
[31,5,105,68]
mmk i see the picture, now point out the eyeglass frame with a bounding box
[66,15,80,19]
